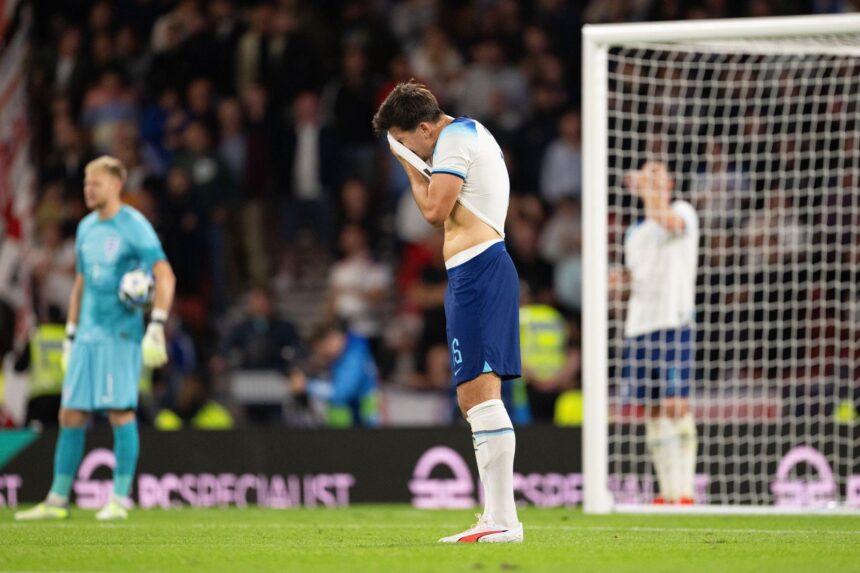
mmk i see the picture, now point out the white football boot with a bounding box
[95,498,129,521]
[14,502,70,521]
[439,514,524,543]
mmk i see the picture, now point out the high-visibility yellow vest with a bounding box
[191,401,234,429]
[519,304,567,382]
[555,389,583,426]
[154,402,235,431]
[29,324,66,398]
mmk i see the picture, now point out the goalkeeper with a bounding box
[611,161,699,505]
[16,156,175,521]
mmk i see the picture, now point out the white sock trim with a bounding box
[466,399,505,420]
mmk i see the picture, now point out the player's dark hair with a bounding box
[372,80,443,135]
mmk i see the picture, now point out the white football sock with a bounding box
[646,417,677,500]
[467,399,518,528]
[674,413,697,499]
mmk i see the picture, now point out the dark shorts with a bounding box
[445,242,521,386]
[621,326,693,402]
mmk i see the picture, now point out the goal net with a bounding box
[582,15,860,513]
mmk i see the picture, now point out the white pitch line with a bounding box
[4,522,858,536]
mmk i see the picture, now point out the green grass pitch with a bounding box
[2,505,859,572]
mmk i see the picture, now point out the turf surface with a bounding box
[1,505,859,572]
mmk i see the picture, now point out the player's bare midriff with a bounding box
[442,201,502,262]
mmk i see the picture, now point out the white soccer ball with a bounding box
[119,269,155,309]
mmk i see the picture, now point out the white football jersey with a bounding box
[431,116,509,238]
[624,200,699,338]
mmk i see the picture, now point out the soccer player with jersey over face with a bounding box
[612,161,699,505]
[15,156,176,521]
[374,81,523,543]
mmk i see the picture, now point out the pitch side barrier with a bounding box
[1,425,857,510]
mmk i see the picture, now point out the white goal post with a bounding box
[582,14,860,514]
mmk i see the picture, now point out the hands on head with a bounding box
[626,161,673,208]
[626,161,685,233]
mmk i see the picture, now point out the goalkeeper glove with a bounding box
[61,323,75,372]
[142,310,168,368]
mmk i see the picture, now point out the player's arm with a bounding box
[629,161,686,233]
[130,212,175,368]
[61,273,85,371]
[394,154,462,226]
[66,273,84,328]
[150,260,176,319]
[644,200,686,233]
[141,260,175,369]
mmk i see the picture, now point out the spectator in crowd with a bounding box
[515,82,564,193]
[112,132,150,196]
[322,46,381,182]
[518,293,581,422]
[267,6,322,107]
[186,77,218,135]
[283,91,338,248]
[205,0,244,98]
[80,69,138,155]
[147,18,190,96]
[540,109,582,204]
[42,119,91,195]
[115,26,150,90]
[407,26,463,106]
[159,167,208,299]
[508,219,555,305]
[213,288,303,424]
[690,141,751,230]
[28,222,76,322]
[540,197,583,312]
[327,224,392,361]
[405,232,449,390]
[235,3,274,97]
[459,39,529,129]
[217,288,302,372]
[300,323,380,428]
[139,86,187,177]
[335,178,379,252]
[218,94,268,287]
[743,187,808,267]
[174,120,238,309]
[50,27,88,108]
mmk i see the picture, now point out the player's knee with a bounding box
[456,374,501,416]
[108,409,136,427]
[59,408,88,428]
[662,398,689,419]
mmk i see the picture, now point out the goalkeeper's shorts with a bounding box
[621,326,693,402]
[62,339,141,411]
[444,241,521,386]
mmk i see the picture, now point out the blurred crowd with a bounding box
[13,0,856,427]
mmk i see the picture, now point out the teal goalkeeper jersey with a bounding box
[75,205,167,344]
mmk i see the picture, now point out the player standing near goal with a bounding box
[373,81,523,543]
[612,161,699,505]
[15,156,175,521]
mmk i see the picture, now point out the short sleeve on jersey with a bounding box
[432,119,477,180]
[672,201,699,236]
[125,210,167,269]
